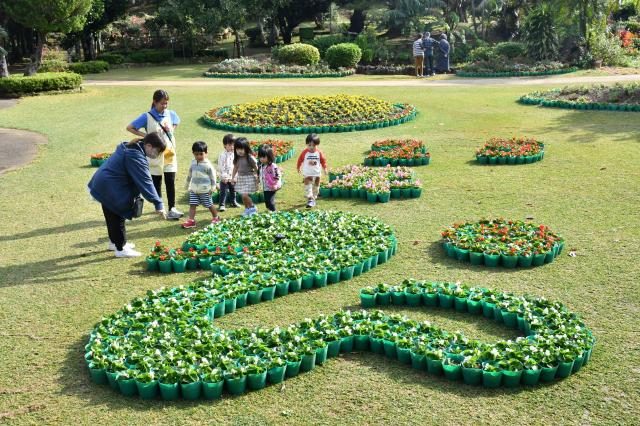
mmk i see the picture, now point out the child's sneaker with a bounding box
[181,219,197,229]
[218,204,226,212]
[211,217,221,224]
[115,247,142,258]
[108,241,135,251]
[242,208,250,217]
[306,199,315,208]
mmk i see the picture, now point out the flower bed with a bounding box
[321,165,422,203]
[203,58,354,79]
[249,139,294,163]
[441,218,564,268]
[202,95,417,134]
[84,276,594,399]
[364,139,431,167]
[358,280,594,387]
[90,152,111,167]
[457,67,577,78]
[475,137,544,165]
[519,83,640,112]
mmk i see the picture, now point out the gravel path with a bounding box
[0,99,48,175]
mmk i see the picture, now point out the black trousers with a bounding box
[264,191,276,212]
[102,205,126,251]
[425,55,434,75]
[152,172,176,210]
[219,181,237,206]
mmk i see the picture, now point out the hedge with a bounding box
[97,53,125,65]
[126,50,173,64]
[326,43,362,69]
[456,67,578,78]
[275,43,320,66]
[68,61,110,74]
[0,72,82,98]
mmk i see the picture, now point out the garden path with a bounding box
[0,99,48,175]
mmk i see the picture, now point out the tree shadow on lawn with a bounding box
[0,219,105,242]
[425,241,524,274]
[536,109,640,144]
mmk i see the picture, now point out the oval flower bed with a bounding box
[364,139,431,167]
[84,275,594,399]
[249,139,294,163]
[203,95,417,134]
[321,165,422,203]
[441,218,564,268]
[519,83,640,112]
[475,137,544,165]
[90,152,111,167]
[203,58,354,79]
[457,67,577,78]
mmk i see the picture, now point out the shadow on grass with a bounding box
[425,241,525,274]
[537,108,640,144]
[0,219,105,242]
[0,252,104,288]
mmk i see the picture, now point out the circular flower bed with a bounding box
[358,280,594,387]
[90,152,111,167]
[519,83,640,112]
[441,218,564,268]
[249,139,294,163]
[475,137,544,165]
[364,139,431,167]
[203,95,417,134]
[457,67,577,78]
[321,165,422,203]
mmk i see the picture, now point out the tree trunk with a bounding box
[24,32,44,76]
[471,0,478,34]
[348,8,366,34]
[268,20,279,46]
[0,55,9,78]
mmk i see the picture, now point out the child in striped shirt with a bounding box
[181,141,220,228]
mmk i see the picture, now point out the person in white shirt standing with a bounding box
[296,134,328,208]
[412,34,424,77]
[181,141,220,228]
[217,134,240,211]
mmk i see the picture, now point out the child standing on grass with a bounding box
[296,133,327,208]
[231,137,259,216]
[217,133,240,211]
[257,145,282,212]
[181,141,220,228]
[126,89,183,220]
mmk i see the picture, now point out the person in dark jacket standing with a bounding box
[437,34,450,73]
[88,132,167,258]
[422,31,437,76]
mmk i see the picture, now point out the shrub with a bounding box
[274,43,320,65]
[589,32,629,66]
[126,50,173,63]
[494,42,527,59]
[68,60,109,74]
[309,34,350,57]
[468,46,496,62]
[97,53,125,65]
[522,5,559,60]
[0,72,82,97]
[38,59,69,73]
[325,43,362,69]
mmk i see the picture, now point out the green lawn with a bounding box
[0,83,639,424]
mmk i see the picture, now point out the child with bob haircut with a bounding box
[231,137,259,216]
[257,145,282,212]
[296,133,327,208]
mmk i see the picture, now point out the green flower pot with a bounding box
[518,255,533,267]
[267,366,286,384]
[366,192,377,203]
[89,368,107,385]
[521,368,541,386]
[390,188,401,199]
[117,377,137,396]
[340,335,355,353]
[556,360,574,378]
[198,256,213,270]
[315,345,329,365]
[181,381,202,400]
[301,274,314,289]
[289,278,302,292]
[501,254,518,268]
[540,365,558,382]
[502,311,518,328]
[327,340,341,358]
[158,382,179,400]
[224,297,237,314]
[532,253,546,266]
[400,188,412,199]
[454,297,467,312]
[454,247,470,262]
[467,299,482,314]
[369,337,384,354]
[383,339,397,359]
[202,380,224,400]
[462,367,483,385]
[360,293,376,308]
[314,272,328,287]
[225,376,247,395]
[146,257,159,271]
[262,285,276,301]
[340,266,355,280]
[443,363,462,381]
[276,281,289,297]
[484,253,500,267]
[410,188,422,198]
[427,358,444,375]
[423,292,438,307]
[438,293,454,309]
[235,292,248,308]
[354,335,369,351]
[158,259,172,273]
[376,291,391,306]
[397,347,412,364]
[482,370,502,388]
[469,251,484,265]
[247,289,263,305]
[378,192,390,203]
[502,370,522,387]
[326,270,340,284]
[185,257,198,270]
[352,261,364,277]
[405,291,422,307]
[247,372,268,390]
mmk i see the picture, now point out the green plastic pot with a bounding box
[443,242,456,258]
[454,247,470,262]
[315,345,329,365]
[198,257,213,270]
[532,253,546,266]
[134,380,158,400]
[469,251,484,265]
[213,301,225,318]
[106,371,119,390]
[502,370,522,388]
[501,254,518,268]
[410,188,422,198]
[518,255,533,267]
[378,192,390,203]
[354,335,369,351]
[118,378,137,396]
[423,292,438,307]
[369,253,379,268]
[396,347,412,364]
[146,257,159,271]
[289,278,302,292]
[247,372,268,390]
[327,340,341,358]
[539,365,558,382]
[482,301,496,319]
[376,291,391,306]
[235,292,248,308]
[391,291,405,305]
[267,366,286,384]
[462,367,483,386]
[454,297,467,312]
[390,188,401,199]
[366,192,378,203]
[427,358,444,375]
[383,340,397,359]
[443,363,462,381]
[262,285,276,301]
[276,281,289,297]
[521,368,541,386]
[377,250,389,265]
[181,381,202,400]
[502,311,518,329]
[159,382,179,400]
[89,368,107,385]
[488,156,498,165]
[202,380,224,400]
[301,274,314,289]
[369,337,384,354]
[225,376,247,395]
[482,370,502,388]
[400,188,411,199]
[438,293,454,309]
[544,251,555,264]
[314,272,328,287]
[484,253,500,267]
[340,335,355,353]
[158,259,172,273]
[352,262,364,277]
[467,299,482,314]
[340,266,355,281]
[405,291,422,307]
[224,297,237,314]
[360,293,376,308]
[326,270,340,284]
[572,354,585,372]
[185,257,198,270]
[556,360,574,378]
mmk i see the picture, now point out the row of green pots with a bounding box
[90,158,107,167]
[202,110,417,134]
[476,151,544,165]
[319,187,422,202]
[458,68,577,78]
[364,156,430,167]
[443,241,564,268]
[203,70,355,79]
[519,96,640,112]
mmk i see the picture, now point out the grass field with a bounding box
[0,81,639,424]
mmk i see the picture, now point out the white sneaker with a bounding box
[115,247,142,258]
[167,207,184,220]
[108,241,135,251]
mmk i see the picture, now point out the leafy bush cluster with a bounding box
[274,43,320,66]
[325,43,362,68]
[39,60,109,74]
[126,49,173,63]
[0,72,82,97]
[205,57,348,76]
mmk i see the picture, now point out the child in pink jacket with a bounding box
[257,145,282,211]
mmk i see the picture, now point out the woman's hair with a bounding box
[151,89,169,109]
[257,145,275,164]
[223,133,235,145]
[233,137,253,165]
[192,141,208,153]
[305,133,320,145]
[128,131,166,151]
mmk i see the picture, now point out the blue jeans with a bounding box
[219,181,237,206]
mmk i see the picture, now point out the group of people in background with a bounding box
[413,31,450,77]
[88,89,329,258]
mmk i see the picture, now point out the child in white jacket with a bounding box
[181,141,220,228]
[217,134,239,211]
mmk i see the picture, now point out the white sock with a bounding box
[304,183,314,199]
[312,184,319,198]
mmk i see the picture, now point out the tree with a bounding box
[522,4,558,60]
[73,0,129,60]
[0,26,8,77]
[274,0,331,44]
[4,0,93,75]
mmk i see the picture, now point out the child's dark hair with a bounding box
[233,137,254,165]
[151,89,169,109]
[223,133,235,145]
[305,133,320,145]
[257,145,275,164]
[192,141,208,153]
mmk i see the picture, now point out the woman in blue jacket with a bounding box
[88,132,167,258]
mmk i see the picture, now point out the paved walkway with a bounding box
[0,99,49,176]
[84,74,640,88]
